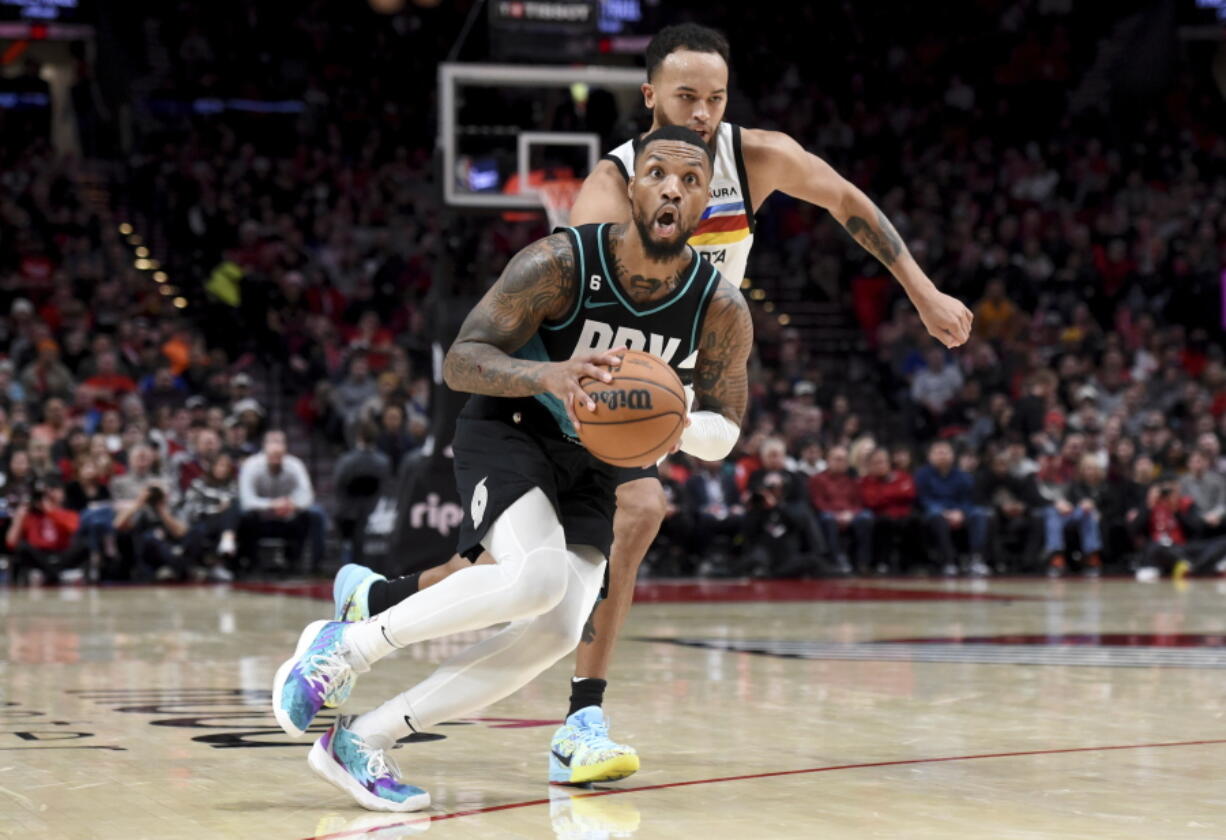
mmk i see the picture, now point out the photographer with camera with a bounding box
[742,471,809,578]
[5,479,85,584]
[112,443,187,581]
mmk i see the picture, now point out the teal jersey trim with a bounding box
[689,264,722,356]
[597,223,703,317]
[542,227,584,333]
[512,334,576,438]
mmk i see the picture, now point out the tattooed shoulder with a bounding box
[493,232,577,321]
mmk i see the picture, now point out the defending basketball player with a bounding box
[326,23,973,786]
[272,126,752,810]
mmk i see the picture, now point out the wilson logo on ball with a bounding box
[592,388,653,411]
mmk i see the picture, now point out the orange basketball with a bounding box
[576,349,687,468]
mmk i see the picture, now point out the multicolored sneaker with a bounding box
[333,563,385,622]
[273,620,358,738]
[307,715,431,813]
[548,706,639,786]
[322,564,384,709]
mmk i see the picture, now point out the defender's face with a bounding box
[644,49,729,145]
[629,141,711,259]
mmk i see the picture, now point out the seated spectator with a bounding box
[64,458,111,512]
[1179,451,1226,539]
[859,446,919,573]
[32,396,69,444]
[174,427,222,493]
[910,348,964,438]
[20,339,74,401]
[5,479,84,584]
[84,351,138,412]
[685,458,744,573]
[1045,454,1108,577]
[2,449,34,502]
[332,355,377,431]
[374,403,417,471]
[915,440,991,576]
[809,446,872,574]
[179,452,240,581]
[54,428,90,482]
[27,437,58,483]
[332,422,392,559]
[975,449,1044,571]
[793,438,825,477]
[748,437,825,571]
[238,429,326,574]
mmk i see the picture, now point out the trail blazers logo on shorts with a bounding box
[471,477,489,528]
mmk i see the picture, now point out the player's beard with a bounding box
[633,206,694,262]
[653,108,719,152]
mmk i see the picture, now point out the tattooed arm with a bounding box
[443,233,624,413]
[742,128,973,349]
[682,279,753,460]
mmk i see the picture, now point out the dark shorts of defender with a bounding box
[453,417,637,561]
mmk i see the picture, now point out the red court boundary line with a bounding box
[303,737,1226,839]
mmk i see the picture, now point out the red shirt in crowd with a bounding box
[7,507,79,552]
[809,470,863,513]
[860,471,918,519]
[84,373,138,409]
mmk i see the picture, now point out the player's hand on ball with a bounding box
[916,290,973,348]
[543,347,627,429]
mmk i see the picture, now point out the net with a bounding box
[538,178,584,229]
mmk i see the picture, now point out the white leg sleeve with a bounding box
[346,488,570,667]
[349,544,606,741]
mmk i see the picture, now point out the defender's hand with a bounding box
[541,347,627,429]
[916,290,973,348]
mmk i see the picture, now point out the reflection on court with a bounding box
[3,578,1225,838]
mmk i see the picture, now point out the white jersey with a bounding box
[604,122,756,284]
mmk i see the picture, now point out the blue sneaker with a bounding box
[333,563,385,622]
[273,620,358,738]
[322,564,385,709]
[308,715,431,813]
[548,706,639,785]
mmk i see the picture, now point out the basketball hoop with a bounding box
[538,178,584,229]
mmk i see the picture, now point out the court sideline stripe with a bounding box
[303,737,1226,839]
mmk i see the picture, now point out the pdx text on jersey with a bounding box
[573,319,696,370]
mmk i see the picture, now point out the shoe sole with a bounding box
[549,752,640,785]
[308,737,431,812]
[272,619,331,739]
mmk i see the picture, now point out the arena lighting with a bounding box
[764,301,776,313]
[172,297,188,309]
[153,271,168,283]
[135,246,149,258]
[118,223,132,235]
[740,277,751,289]
[778,314,791,326]
[159,285,174,296]
[134,259,152,270]
[750,288,766,301]
[146,259,160,270]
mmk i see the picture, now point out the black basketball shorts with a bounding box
[452,417,621,561]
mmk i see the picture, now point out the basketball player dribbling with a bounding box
[326,23,974,786]
[272,126,753,811]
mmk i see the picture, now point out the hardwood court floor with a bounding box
[3,576,1226,839]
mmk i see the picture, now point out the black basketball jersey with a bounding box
[460,222,723,441]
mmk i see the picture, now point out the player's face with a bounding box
[628,141,711,261]
[643,49,729,146]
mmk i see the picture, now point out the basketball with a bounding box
[576,349,687,468]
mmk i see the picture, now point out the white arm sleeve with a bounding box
[679,411,741,461]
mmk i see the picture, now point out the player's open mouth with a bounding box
[653,206,678,237]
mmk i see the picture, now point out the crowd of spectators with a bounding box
[1,2,1224,583]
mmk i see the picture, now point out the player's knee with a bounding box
[615,480,668,532]
[509,546,569,615]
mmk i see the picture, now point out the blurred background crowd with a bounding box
[1,0,1223,584]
